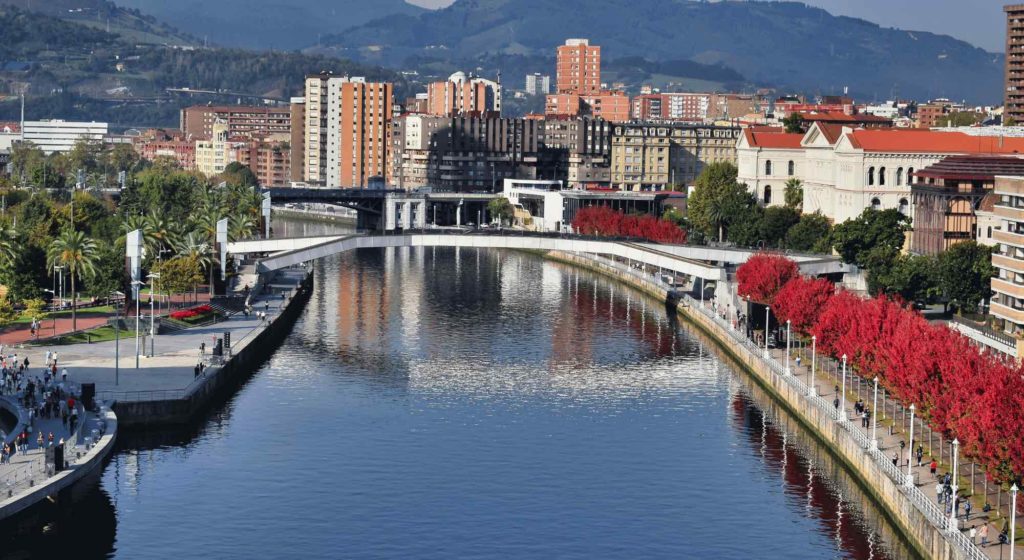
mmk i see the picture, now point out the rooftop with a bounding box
[847,129,1024,154]
[913,155,1024,182]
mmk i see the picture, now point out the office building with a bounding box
[525,73,551,96]
[22,120,108,154]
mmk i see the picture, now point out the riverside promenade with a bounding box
[548,249,1008,560]
[11,265,311,426]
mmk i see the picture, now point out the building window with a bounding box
[871,197,882,210]
[765,160,772,176]
[988,226,993,239]
[764,185,772,205]
[788,160,795,176]
[868,167,875,185]
[896,168,904,186]
[879,167,887,186]
[898,198,909,215]
[908,167,915,182]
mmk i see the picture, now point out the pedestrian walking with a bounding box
[965,500,972,520]
[833,397,840,410]
[936,482,944,503]
[36,432,43,451]
[892,452,899,467]
[980,524,989,547]
[916,445,923,467]
[970,526,977,544]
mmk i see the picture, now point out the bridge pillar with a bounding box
[385,199,397,231]
[456,202,462,227]
[415,201,427,228]
[401,201,412,230]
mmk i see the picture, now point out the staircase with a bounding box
[209,296,247,317]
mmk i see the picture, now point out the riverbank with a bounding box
[545,250,984,560]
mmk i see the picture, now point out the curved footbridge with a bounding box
[228,231,853,301]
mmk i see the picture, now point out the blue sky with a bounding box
[406,0,1010,52]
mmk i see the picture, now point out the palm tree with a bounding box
[145,212,183,262]
[173,232,212,303]
[191,190,226,296]
[228,213,256,242]
[0,227,19,269]
[47,229,98,332]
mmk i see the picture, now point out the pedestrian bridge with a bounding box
[227,232,852,289]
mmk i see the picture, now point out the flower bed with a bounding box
[170,304,216,324]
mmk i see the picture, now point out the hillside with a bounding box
[323,0,1004,103]
[0,7,405,130]
[0,0,195,45]
[113,0,425,50]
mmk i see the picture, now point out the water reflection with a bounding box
[2,244,917,559]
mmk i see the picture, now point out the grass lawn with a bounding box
[12,305,116,324]
[38,326,132,346]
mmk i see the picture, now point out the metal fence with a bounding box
[677,291,988,560]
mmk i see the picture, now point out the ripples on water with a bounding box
[1,247,916,559]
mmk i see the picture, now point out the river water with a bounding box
[2,220,916,559]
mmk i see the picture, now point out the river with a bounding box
[1,218,917,559]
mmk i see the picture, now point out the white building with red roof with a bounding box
[738,124,1024,223]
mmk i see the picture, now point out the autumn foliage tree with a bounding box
[571,205,686,244]
[772,275,834,334]
[736,253,798,304]
[739,252,1024,484]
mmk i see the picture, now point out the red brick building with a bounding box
[180,105,291,139]
[556,38,601,95]
[134,129,196,169]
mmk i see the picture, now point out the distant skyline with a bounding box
[405,0,1010,53]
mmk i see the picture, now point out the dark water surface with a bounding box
[2,244,915,559]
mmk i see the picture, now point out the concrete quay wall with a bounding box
[112,269,314,428]
[0,407,118,522]
[546,250,959,560]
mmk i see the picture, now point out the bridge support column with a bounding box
[401,201,412,230]
[415,201,427,228]
[385,199,397,231]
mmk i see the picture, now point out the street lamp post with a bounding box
[950,438,960,529]
[785,319,792,375]
[54,265,64,309]
[810,335,817,396]
[1012,484,1019,560]
[840,354,848,422]
[871,376,879,449]
[132,280,143,369]
[906,403,916,486]
[112,292,120,386]
[764,306,770,358]
[148,273,160,358]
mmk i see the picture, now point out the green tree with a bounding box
[868,254,940,302]
[221,162,259,188]
[830,208,911,268]
[9,142,45,187]
[760,206,800,248]
[783,112,805,134]
[85,243,126,299]
[688,162,758,242]
[785,212,832,253]
[487,197,515,226]
[22,298,47,321]
[938,241,995,313]
[784,178,803,210]
[153,255,204,299]
[46,229,99,332]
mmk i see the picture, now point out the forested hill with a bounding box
[0,7,404,130]
[325,0,1003,103]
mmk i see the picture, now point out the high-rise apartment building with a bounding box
[610,123,741,191]
[556,39,601,95]
[991,175,1024,337]
[426,72,501,117]
[1006,5,1024,123]
[181,105,291,139]
[289,97,305,183]
[302,73,393,187]
[525,73,551,96]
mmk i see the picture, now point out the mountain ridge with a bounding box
[322,0,1003,103]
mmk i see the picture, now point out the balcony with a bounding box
[993,277,1024,299]
[991,301,1024,326]
[994,229,1024,248]
[993,204,1024,221]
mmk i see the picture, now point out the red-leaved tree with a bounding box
[571,205,686,244]
[736,253,799,304]
[772,276,834,334]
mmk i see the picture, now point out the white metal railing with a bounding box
[679,291,988,560]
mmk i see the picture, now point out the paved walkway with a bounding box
[3,268,306,400]
[770,332,1022,558]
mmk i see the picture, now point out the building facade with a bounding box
[1006,5,1024,124]
[389,115,540,192]
[540,116,612,187]
[195,122,245,177]
[556,38,601,95]
[134,129,196,170]
[525,73,551,96]
[180,105,290,139]
[325,78,392,187]
[426,72,501,117]
[289,97,305,183]
[610,123,741,191]
[991,175,1024,335]
[237,135,291,187]
[22,120,108,154]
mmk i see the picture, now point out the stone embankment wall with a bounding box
[546,250,958,560]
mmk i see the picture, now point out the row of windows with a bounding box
[764,160,795,176]
[867,166,914,186]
